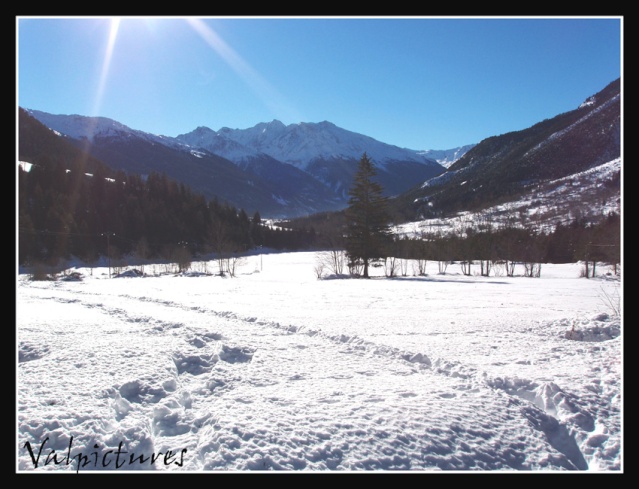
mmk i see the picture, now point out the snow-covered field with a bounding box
[16,252,622,472]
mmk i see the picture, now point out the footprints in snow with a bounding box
[487,376,597,470]
[42,286,605,468]
[18,342,50,363]
[105,317,254,441]
[173,344,255,376]
[188,332,222,348]
[520,404,589,470]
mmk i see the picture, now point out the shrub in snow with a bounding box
[62,272,83,281]
[115,269,144,278]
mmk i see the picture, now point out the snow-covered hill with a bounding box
[397,158,621,238]
[397,79,621,220]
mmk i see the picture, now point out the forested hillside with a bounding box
[18,109,316,269]
[394,78,621,221]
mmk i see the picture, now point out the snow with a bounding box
[25,109,134,142]
[178,120,442,170]
[25,109,191,151]
[417,144,476,168]
[26,109,457,176]
[402,158,621,238]
[17,252,622,472]
[18,161,33,172]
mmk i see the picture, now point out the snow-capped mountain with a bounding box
[183,120,439,170]
[174,125,263,161]
[417,144,476,168]
[24,110,135,142]
[24,109,188,151]
[176,120,446,199]
[395,157,621,239]
[24,110,449,213]
[20,76,621,228]
[22,109,343,217]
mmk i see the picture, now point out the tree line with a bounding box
[18,161,316,271]
[18,135,620,280]
[315,153,621,279]
[388,213,620,278]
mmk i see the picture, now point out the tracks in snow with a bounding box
[20,282,617,470]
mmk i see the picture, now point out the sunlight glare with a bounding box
[91,17,120,119]
[186,18,303,123]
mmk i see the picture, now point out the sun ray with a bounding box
[91,17,120,118]
[186,18,303,123]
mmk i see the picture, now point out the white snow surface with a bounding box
[17,253,622,472]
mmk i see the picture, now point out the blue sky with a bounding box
[17,16,622,151]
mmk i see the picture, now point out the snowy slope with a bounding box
[25,109,190,151]
[417,144,476,168]
[399,157,621,238]
[176,126,266,161]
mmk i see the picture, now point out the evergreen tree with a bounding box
[344,153,392,278]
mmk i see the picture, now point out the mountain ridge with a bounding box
[23,110,467,217]
[181,119,444,170]
[393,78,621,222]
[22,77,619,223]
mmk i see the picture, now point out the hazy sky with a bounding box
[17,16,622,150]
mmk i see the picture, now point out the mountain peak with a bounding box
[317,120,336,128]
[188,126,216,136]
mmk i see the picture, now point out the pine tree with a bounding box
[345,153,392,278]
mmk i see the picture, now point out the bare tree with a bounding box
[523,262,542,278]
[327,249,346,275]
[135,237,150,275]
[399,258,409,277]
[315,249,347,279]
[211,220,232,276]
[224,254,246,278]
[174,243,192,274]
[348,258,364,277]
[521,234,544,278]
[413,258,427,276]
[438,260,450,274]
[314,260,326,280]
[385,256,399,278]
